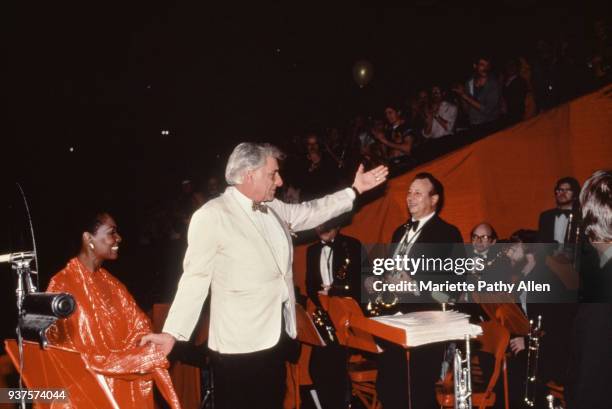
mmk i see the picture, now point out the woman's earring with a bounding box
[89,242,95,250]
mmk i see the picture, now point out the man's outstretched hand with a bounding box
[140,333,177,356]
[352,164,389,194]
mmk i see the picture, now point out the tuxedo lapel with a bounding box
[223,192,284,275]
[267,206,293,275]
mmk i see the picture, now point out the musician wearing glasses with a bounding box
[376,172,464,409]
[471,223,498,260]
[306,218,363,409]
[537,177,581,246]
[140,142,388,409]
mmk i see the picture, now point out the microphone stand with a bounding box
[9,251,37,409]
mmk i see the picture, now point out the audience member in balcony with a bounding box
[502,58,529,125]
[351,115,375,156]
[588,18,611,87]
[372,125,414,167]
[422,85,458,139]
[453,55,501,127]
[384,104,410,141]
[531,39,560,111]
[448,80,471,131]
[297,133,342,201]
[410,89,430,136]
[204,175,222,201]
[323,126,347,169]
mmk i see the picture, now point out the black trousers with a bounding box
[309,343,350,409]
[211,332,298,409]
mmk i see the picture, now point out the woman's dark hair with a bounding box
[69,210,111,255]
[555,176,581,196]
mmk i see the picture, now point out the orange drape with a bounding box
[293,85,612,296]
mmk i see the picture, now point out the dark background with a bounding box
[1,2,607,340]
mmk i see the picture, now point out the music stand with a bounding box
[5,339,117,409]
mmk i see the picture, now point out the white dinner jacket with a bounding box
[162,186,355,353]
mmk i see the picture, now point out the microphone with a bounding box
[0,251,35,264]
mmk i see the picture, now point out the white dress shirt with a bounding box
[320,242,334,287]
[230,187,290,302]
[553,213,569,244]
[422,101,458,139]
[404,211,436,245]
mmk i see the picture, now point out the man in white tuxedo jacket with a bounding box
[142,142,388,408]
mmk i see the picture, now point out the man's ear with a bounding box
[82,232,92,245]
[431,193,439,208]
[243,170,253,184]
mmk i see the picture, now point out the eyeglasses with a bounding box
[555,188,572,193]
[471,234,493,241]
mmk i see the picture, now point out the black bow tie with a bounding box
[407,220,420,232]
[555,209,571,217]
[252,201,268,213]
[321,241,333,247]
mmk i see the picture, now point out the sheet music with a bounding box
[371,310,483,347]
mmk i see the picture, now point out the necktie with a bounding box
[252,201,268,213]
[407,219,420,232]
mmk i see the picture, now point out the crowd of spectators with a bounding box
[140,18,609,304]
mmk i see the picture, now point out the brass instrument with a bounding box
[330,242,351,294]
[312,243,352,343]
[368,231,413,315]
[454,335,473,409]
[312,307,337,345]
[524,315,543,407]
[546,394,564,409]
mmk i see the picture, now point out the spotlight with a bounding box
[20,292,76,348]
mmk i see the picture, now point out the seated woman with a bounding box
[46,211,181,409]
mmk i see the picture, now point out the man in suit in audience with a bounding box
[306,218,363,409]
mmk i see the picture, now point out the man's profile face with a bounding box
[407,178,438,219]
[385,107,400,125]
[471,224,497,253]
[249,156,283,202]
[431,86,442,103]
[474,59,490,77]
[306,136,319,154]
[555,182,574,207]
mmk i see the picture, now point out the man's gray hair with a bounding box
[580,169,612,242]
[225,142,285,185]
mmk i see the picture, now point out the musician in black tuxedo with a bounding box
[306,220,363,307]
[306,218,363,409]
[376,172,464,409]
[538,177,581,244]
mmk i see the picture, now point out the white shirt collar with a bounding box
[413,211,436,226]
[227,186,255,213]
